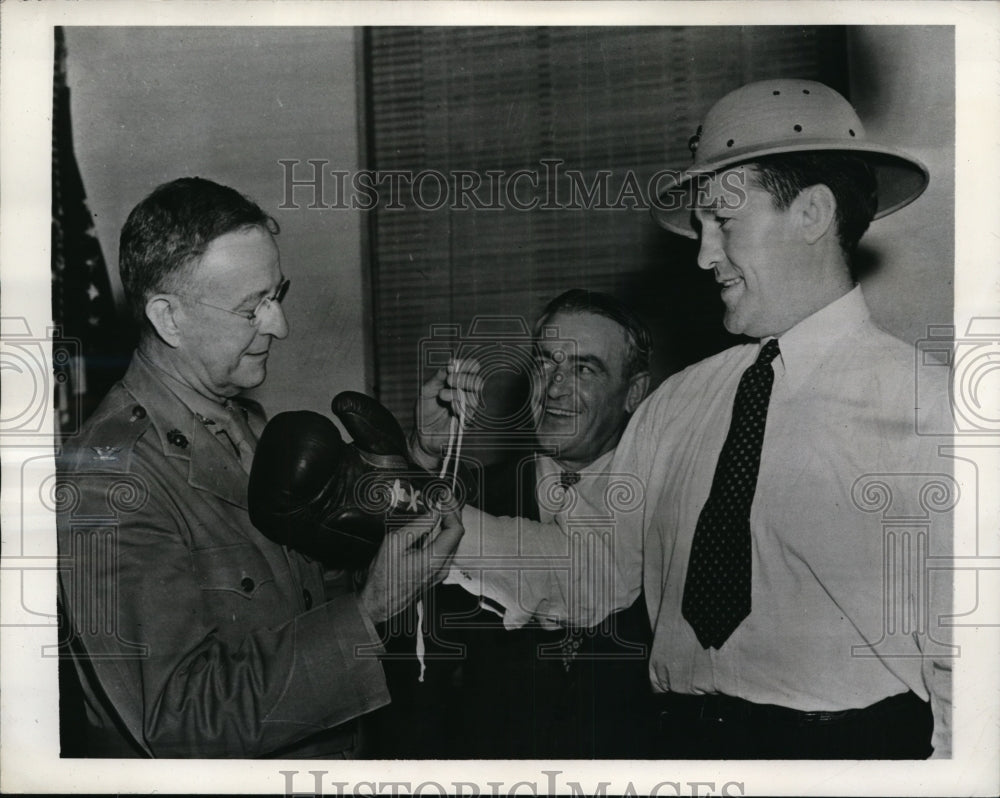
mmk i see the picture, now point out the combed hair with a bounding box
[749,152,878,269]
[534,289,652,381]
[119,177,279,324]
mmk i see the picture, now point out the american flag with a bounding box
[51,26,132,437]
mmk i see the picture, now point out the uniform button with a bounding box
[240,577,255,593]
[303,589,313,610]
[130,405,147,420]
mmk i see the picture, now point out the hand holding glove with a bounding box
[249,391,449,570]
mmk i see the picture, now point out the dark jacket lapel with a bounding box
[480,452,540,521]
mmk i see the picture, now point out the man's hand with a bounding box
[359,509,464,624]
[410,358,482,470]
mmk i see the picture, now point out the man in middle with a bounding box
[400,289,654,758]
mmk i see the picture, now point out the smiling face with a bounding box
[174,226,288,399]
[694,166,814,339]
[533,311,638,471]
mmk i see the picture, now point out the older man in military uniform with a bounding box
[57,177,462,758]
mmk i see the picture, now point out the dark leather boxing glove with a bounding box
[248,391,443,570]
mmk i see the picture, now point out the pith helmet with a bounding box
[652,79,929,238]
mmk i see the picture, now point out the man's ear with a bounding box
[795,183,837,245]
[145,294,183,348]
[625,371,650,414]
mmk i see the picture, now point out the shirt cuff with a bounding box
[443,563,533,628]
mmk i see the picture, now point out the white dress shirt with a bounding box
[453,286,953,754]
[631,286,952,753]
[448,448,643,629]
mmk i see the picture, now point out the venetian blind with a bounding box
[365,26,848,425]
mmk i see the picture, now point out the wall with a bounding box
[65,25,954,419]
[65,27,368,416]
[848,26,955,343]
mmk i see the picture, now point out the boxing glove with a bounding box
[248,391,445,569]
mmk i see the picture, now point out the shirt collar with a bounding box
[536,447,615,482]
[125,351,250,508]
[766,285,872,386]
[134,349,232,429]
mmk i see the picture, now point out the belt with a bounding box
[654,690,921,728]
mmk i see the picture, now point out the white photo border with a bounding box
[1,2,997,795]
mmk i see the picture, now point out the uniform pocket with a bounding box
[192,543,276,600]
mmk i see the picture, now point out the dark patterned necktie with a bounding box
[681,338,780,649]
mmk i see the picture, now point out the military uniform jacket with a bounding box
[57,353,390,757]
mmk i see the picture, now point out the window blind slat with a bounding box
[367,26,848,424]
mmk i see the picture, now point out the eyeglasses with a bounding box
[184,278,290,328]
